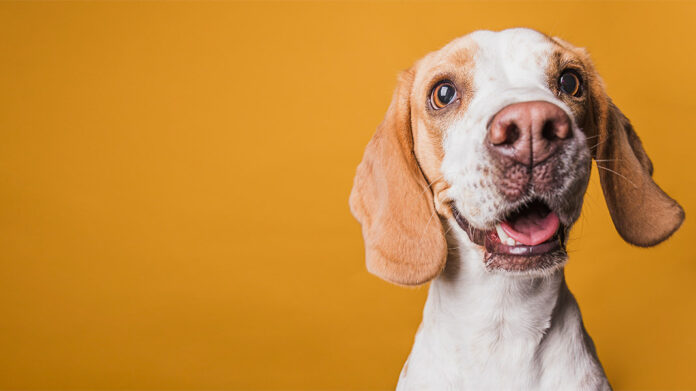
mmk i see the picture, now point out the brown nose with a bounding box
[488,101,571,166]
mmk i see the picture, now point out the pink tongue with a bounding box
[500,211,560,246]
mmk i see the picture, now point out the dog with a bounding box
[349,28,684,390]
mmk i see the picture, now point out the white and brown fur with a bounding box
[350,28,684,390]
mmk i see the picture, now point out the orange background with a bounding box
[1,1,695,390]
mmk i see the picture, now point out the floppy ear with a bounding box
[588,79,685,246]
[349,70,447,285]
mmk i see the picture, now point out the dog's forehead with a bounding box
[468,29,554,86]
[419,29,555,85]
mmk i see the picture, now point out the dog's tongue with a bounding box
[500,207,560,246]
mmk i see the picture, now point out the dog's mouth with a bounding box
[452,199,567,272]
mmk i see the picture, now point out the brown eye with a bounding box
[559,70,582,97]
[431,81,457,109]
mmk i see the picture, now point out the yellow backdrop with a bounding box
[1,1,694,390]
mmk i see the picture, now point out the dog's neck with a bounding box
[396,229,611,390]
[426,252,564,351]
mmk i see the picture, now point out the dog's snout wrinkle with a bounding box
[488,101,572,167]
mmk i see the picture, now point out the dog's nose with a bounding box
[488,101,571,166]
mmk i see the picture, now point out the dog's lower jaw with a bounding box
[395,228,611,391]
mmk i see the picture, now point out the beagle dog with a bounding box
[349,28,684,390]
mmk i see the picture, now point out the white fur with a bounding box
[396,29,609,390]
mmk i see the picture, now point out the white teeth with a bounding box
[495,223,520,246]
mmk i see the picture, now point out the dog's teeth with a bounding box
[495,223,506,241]
[495,224,516,246]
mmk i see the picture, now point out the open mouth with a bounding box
[452,199,567,272]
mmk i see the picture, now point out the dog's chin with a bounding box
[452,200,569,274]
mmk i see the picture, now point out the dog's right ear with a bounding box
[349,70,447,286]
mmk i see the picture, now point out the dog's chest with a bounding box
[398,303,548,389]
[395,275,611,391]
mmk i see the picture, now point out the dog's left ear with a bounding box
[587,75,685,246]
[349,69,447,286]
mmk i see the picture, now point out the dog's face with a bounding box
[350,28,684,285]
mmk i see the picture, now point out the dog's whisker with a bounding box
[418,208,438,247]
[589,137,609,150]
[420,175,446,198]
[596,164,637,188]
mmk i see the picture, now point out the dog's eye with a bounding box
[431,81,457,109]
[559,70,582,97]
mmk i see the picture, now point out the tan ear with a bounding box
[589,82,685,246]
[349,70,447,285]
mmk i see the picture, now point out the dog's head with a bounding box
[350,28,684,285]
